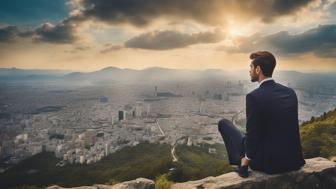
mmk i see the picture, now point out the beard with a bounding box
[250,73,258,82]
[251,77,258,82]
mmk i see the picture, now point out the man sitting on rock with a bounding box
[218,51,306,177]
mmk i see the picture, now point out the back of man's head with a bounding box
[250,51,276,77]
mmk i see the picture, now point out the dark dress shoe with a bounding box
[235,165,249,178]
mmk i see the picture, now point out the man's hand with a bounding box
[241,157,250,166]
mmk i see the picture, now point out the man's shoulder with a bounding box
[246,87,262,98]
[275,82,296,95]
[247,82,296,98]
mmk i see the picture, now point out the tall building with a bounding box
[118,110,126,121]
[111,114,114,125]
[135,102,143,118]
[146,104,150,116]
[80,155,86,164]
[55,144,64,158]
[187,137,193,146]
[105,143,109,156]
[84,129,96,146]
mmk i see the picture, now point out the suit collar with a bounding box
[259,78,275,87]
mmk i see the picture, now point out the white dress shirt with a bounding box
[259,77,274,86]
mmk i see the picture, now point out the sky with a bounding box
[0,0,336,72]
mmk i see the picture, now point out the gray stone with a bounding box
[45,158,336,189]
[46,178,154,189]
[171,157,336,189]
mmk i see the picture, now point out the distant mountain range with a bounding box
[0,67,235,82]
[0,67,335,84]
[0,67,70,77]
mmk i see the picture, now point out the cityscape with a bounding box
[0,67,335,173]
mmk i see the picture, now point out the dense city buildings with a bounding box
[0,69,335,170]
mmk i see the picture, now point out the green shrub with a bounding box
[155,174,174,189]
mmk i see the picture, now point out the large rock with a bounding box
[46,157,336,189]
[171,157,336,189]
[46,178,154,189]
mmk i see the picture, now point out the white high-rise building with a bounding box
[111,114,114,125]
[187,137,192,146]
[135,103,143,117]
[55,144,64,158]
[105,143,109,156]
[146,104,150,116]
[80,155,86,164]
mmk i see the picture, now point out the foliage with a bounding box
[155,174,174,189]
[104,179,120,185]
[0,142,171,189]
[168,144,233,182]
[10,186,44,189]
[300,108,336,159]
[0,142,232,189]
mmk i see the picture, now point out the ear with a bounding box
[256,66,261,74]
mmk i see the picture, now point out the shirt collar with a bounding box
[259,77,274,86]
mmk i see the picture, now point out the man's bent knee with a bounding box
[218,118,231,131]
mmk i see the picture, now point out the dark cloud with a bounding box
[0,19,79,44]
[222,24,336,58]
[0,0,317,44]
[0,26,19,42]
[32,20,77,44]
[124,29,224,50]
[79,0,314,26]
[264,0,315,22]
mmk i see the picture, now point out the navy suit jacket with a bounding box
[245,79,305,174]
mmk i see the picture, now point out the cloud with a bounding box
[0,19,80,44]
[79,0,315,27]
[64,45,92,53]
[0,26,19,42]
[100,44,123,53]
[31,22,77,44]
[221,24,336,58]
[21,0,315,44]
[0,0,319,45]
[264,0,317,22]
[124,29,224,50]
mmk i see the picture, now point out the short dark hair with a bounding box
[250,51,276,77]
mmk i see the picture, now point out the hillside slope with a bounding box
[300,108,336,159]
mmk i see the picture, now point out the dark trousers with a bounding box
[218,118,246,165]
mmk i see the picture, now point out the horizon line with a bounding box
[0,66,335,74]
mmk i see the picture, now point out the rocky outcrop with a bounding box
[46,157,336,189]
[46,178,154,189]
[171,157,336,189]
